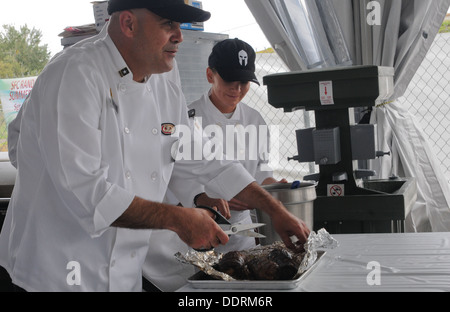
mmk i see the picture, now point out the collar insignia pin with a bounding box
[119,67,130,77]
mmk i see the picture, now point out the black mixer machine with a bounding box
[264,65,417,234]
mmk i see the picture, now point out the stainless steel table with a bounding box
[177,232,450,292]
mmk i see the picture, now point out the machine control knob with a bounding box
[376,151,391,158]
[304,173,320,182]
[355,169,377,179]
[287,156,300,162]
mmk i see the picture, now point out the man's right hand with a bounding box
[172,207,230,251]
[112,197,229,251]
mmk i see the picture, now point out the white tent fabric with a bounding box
[245,0,450,232]
[366,0,450,232]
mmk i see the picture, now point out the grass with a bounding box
[440,20,450,33]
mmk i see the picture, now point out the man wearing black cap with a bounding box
[0,0,310,292]
[186,39,288,254]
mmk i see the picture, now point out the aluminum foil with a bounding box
[295,228,338,277]
[175,249,235,281]
[175,228,338,281]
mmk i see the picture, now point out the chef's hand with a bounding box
[195,193,231,219]
[233,181,310,250]
[271,207,310,251]
[173,207,230,251]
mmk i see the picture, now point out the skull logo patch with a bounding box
[238,50,248,67]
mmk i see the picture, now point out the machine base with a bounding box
[313,178,417,234]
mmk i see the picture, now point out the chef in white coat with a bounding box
[188,39,287,253]
[0,0,309,292]
[7,21,191,293]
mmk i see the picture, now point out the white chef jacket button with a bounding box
[119,83,127,93]
[146,85,152,92]
[131,251,136,258]
[111,260,116,267]
[125,171,131,180]
[124,127,130,134]
[152,128,158,135]
[151,172,158,181]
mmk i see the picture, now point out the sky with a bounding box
[1,1,449,57]
[0,0,271,57]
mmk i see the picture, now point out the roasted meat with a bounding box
[215,251,251,280]
[215,244,305,280]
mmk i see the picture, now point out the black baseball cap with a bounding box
[107,0,211,23]
[208,38,260,86]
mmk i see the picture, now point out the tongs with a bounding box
[196,205,265,251]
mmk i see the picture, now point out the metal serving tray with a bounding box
[187,251,325,290]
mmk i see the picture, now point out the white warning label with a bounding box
[319,81,334,105]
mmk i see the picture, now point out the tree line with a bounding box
[0,24,50,79]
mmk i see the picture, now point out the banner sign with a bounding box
[0,77,37,126]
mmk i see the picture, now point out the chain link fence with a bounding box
[398,32,450,183]
[246,51,312,181]
[247,32,450,182]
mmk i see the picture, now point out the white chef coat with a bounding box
[0,32,255,292]
[141,46,196,293]
[186,91,274,253]
[7,23,111,168]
